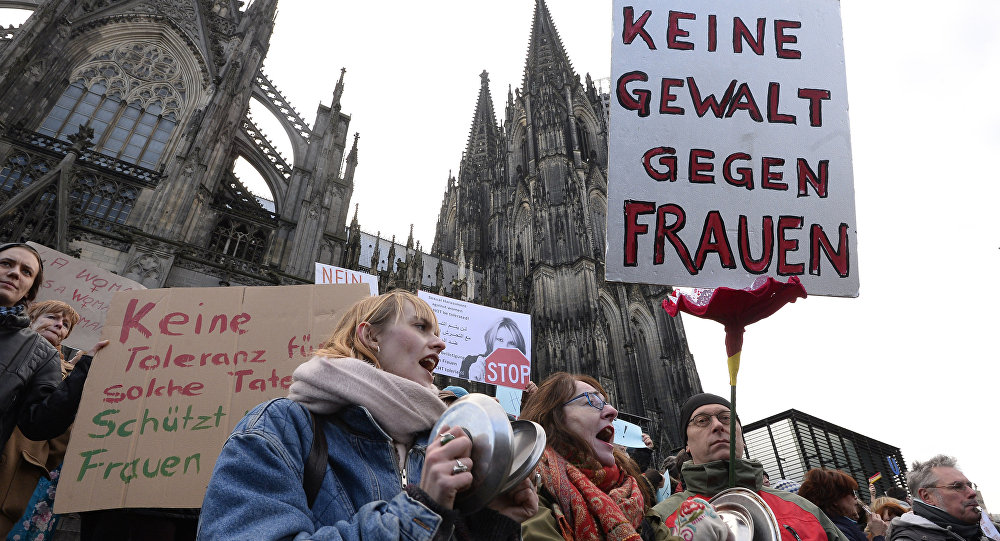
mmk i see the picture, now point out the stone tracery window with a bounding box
[70,173,138,230]
[209,218,269,262]
[37,42,186,170]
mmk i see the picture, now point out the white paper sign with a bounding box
[613,418,647,448]
[495,385,523,419]
[314,262,378,295]
[417,291,532,389]
[606,0,859,297]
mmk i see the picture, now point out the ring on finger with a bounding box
[439,433,456,446]
[451,459,469,475]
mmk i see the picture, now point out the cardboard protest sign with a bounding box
[606,0,859,297]
[314,261,378,295]
[27,242,146,350]
[417,291,532,390]
[55,283,371,513]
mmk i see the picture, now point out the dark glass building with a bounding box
[742,409,908,502]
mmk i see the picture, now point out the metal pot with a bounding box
[430,393,546,512]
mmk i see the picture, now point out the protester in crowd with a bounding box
[519,372,729,541]
[663,449,690,493]
[885,487,912,508]
[763,470,771,487]
[871,497,908,523]
[652,393,848,541]
[627,433,655,474]
[890,455,986,541]
[642,469,668,505]
[0,242,105,449]
[0,300,81,535]
[799,468,888,541]
[869,497,908,540]
[199,290,537,540]
[459,317,526,382]
[439,384,470,405]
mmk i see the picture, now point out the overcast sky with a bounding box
[4,0,999,508]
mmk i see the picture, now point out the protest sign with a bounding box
[606,0,859,297]
[314,261,378,295]
[417,291,532,390]
[55,283,371,513]
[495,385,523,419]
[612,418,647,448]
[27,242,146,350]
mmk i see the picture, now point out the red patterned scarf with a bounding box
[536,446,644,541]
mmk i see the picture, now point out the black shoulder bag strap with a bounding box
[304,410,328,509]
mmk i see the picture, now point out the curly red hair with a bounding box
[798,468,858,517]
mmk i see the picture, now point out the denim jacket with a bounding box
[198,397,448,540]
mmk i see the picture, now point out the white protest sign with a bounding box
[495,385,523,418]
[27,242,146,349]
[606,0,859,297]
[314,262,378,295]
[417,291,532,390]
[612,418,647,448]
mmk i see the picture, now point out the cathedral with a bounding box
[0,0,702,449]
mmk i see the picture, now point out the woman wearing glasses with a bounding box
[799,468,889,541]
[518,373,726,541]
[198,290,537,540]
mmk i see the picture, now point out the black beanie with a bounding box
[680,393,732,445]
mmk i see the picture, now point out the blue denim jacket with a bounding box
[197,398,445,540]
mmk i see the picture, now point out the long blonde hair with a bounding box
[316,289,438,369]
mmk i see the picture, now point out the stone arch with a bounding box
[628,303,661,363]
[232,132,287,211]
[514,202,532,270]
[572,101,604,164]
[508,120,529,182]
[40,23,210,168]
[588,189,607,255]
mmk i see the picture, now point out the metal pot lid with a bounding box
[710,488,781,541]
[430,393,514,513]
[499,420,546,494]
[714,500,753,541]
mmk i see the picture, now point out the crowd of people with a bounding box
[2,242,997,541]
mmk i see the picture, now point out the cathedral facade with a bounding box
[0,0,356,289]
[0,0,702,450]
[429,2,702,448]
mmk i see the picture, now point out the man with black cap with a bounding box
[0,242,105,449]
[651,393,847,541]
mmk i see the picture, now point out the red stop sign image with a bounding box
[483,348,531,390]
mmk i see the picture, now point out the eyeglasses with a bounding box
[930,482,974,492]
[563,392,609,411]
[688,411,732,428]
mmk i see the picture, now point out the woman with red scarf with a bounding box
[519,373,729,541]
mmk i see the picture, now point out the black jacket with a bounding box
[0,319,93,448]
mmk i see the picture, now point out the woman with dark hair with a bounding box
[0,243,104,450]
[799,468,888,541]
[519,372,727,541]
[199,290,538,540]
[459,317,525,382]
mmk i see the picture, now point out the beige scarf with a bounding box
[288,356,446,446]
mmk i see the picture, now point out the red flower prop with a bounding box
[663,276,807,487]
[664,276,807,379]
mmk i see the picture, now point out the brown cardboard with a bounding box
[26,242,146,350]
[54,283,371,513]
